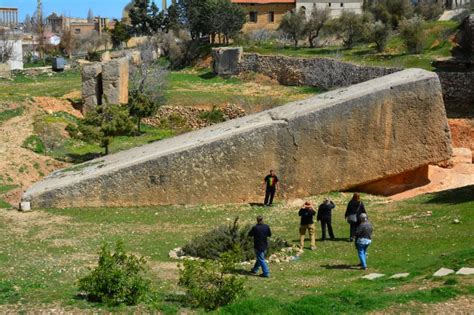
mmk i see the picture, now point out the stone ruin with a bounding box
[22,69,452,209]
[81,57,129,113]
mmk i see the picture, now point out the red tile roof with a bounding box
[232,0,295,3]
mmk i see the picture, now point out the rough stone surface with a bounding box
[81,63,102,112]
[22,69,452,209]
[0,63,11,79]
[389,273,410,279]
[433,268,455,277]
[212,47,243,76]
[362,273,385,280]
[436,71,474,116]
[102,57,129,105]
[456,267,474,275]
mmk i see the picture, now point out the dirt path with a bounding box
[0,103,68,205]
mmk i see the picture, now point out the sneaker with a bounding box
[250,270,258,275]
[259,274,270,278]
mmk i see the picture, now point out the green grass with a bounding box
[0,186,472,313]
[0,107,24,125]
[244,20,460,71]
[0,71,81,102]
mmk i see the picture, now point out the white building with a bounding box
[296,0,364,18]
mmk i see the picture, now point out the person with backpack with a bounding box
[317,198,335,241]
[345,193,367,242]
[355,213,373,270]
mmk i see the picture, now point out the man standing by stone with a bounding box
[317,198,335,241]
[299,201,316,250]
[249,215,272,278]
[263,170,279,206]
[355,213,373,270]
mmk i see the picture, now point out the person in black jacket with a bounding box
[299,201,316,250]
[262,170,279,206]
[317,198,335,241]
[248,215,272,278]
[345,193,367,242]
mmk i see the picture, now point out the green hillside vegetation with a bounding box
[0,187,472,313]
[244,20,459,70]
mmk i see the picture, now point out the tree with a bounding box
[330,11,366,49]
[399,16,424,54]
[78,105,134,155]
[279,9,306,47]
[304,6,330,48]
[0,30,14,63]
[129,44,168,132]
[87,8,94,23]
[178,0,213,39]
[211,0,246,44]
[365,20,390,52]
[59,28,76,58]
[110,20,131,49]
[365,0,414,29]
[129,0,151,35]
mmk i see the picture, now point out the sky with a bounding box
[0,0,164,21]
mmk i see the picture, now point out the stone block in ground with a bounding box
[212,47,243,76]
[456,267,474,275]
[22,69,452,209]
[102,57,129,105]
[81,62,102,112]
[389,273,410,279]
[362,273,385,280]
[0,63,11,79]
[433,268,455,277]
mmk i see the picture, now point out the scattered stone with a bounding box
[452,219,461,224]
[456,267,474,275]
[390,273,410,279]
[362,273,385,280]
[212,47,243,76]
[19,201,31,212]
[433,268,455,277]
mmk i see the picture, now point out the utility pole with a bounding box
[37,0,44,60]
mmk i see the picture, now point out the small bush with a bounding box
[78,241,151,306]
[178,249,246,311]
[399,16,425,54]
[160,113,187,130]
[22,135,46,154]
[182,217,289,261]
[199,107,225,124]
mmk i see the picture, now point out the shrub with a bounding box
[399,16,425,54]
[366,20,391,52]
[78,241,151,306]
[329,11,366,49]
[181,217,289,261]
[22,135,46,154]
[416,1,444,20]
[178,249,246,311]
[199,107,225,124]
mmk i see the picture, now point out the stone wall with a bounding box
[22,69,452,209]
[437,71,474,116]
[81,58,129,112]
[238,53,401,90]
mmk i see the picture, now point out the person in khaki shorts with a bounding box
[299,201,316,250]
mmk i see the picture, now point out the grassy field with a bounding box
[244,20,459,70]
[0,186,472,313]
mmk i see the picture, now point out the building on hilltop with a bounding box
[296,0,363,18]
[46,13,115,36]
[231,0,296,32]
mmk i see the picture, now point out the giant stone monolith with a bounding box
[22,69,452,209]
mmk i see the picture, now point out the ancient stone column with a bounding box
[102,57,129,105]
[81,63,103,112]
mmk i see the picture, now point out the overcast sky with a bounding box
[0,0,164,21]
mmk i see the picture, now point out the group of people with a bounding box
[248,171,374,278]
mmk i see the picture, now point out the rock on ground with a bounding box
[22,69,452,209]
[433,268,455,277]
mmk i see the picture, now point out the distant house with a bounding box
[296,0,363,18]
[231,0,296,32]
[46,13,115,36]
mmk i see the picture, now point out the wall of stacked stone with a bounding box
[238,53,401,89]
[437,71,474,115]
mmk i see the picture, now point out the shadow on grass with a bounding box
[66,152,102,164]
[198,71,217,80]
[423,185,474,205]
[321,264,361,270]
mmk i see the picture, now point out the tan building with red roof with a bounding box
[231,0,295,32]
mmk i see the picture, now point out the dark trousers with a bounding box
[264,188,276,205]
[349,222,358,240]
[320,218,335,240]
